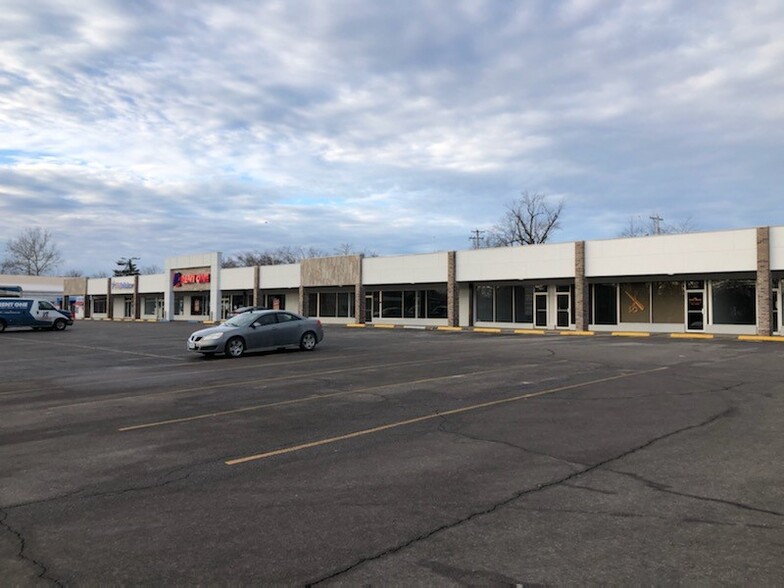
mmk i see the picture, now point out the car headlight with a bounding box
[203,332,225,341]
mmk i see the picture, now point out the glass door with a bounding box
[685,281,705,331]
[773,288,779,334]
[534,290,548,328]
[365,294,374,323]
[556,289,570,328]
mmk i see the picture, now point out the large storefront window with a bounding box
[382,291,403,318]
[308,291,355,318]
[620,283,650,323]
[652,282,683,323]
[712,280,755,325]
[476,285,535,323]
[190,295,207,316]
[592,284,617,325]
[363,288,447,320]
[92,296,107,314]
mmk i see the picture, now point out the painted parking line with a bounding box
[118,363,546,432]
[48,355,488,410]
[225,366,668,466]
[0,337,187,361]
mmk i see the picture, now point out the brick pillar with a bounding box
[133,275,141,320]
[355,255,365,323]
[252,265,260,307]
[106,279,114,320]
[756,226,772,336]
[299,285,307,316]
[447,251,459,327]
[574,241,588,331]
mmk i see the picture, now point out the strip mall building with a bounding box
[59,226,783,336]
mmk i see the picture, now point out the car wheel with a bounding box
[52,319,67,331]
[299,331,318,351]
[0,320,6,333]
[225,337,245,358]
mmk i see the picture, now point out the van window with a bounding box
[38,301,57,311]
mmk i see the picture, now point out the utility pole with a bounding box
[649,215,663,235]
[469,229,485,249]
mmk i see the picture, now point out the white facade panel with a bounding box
[259,264,300,289]
[456,243,574,282]
[770,227,784,271]
[363,253,448,285]
[586,229,758,277]
[221,267,255,290]
[138,274,166,293]
[87,278,108,295]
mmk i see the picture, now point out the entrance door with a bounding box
[773,288,780,333]
[365,294,373,323]
[221,296,231,320]
[686,284,705,331]
[534,291,548,328]
[556,291,570,328]
[124,296,133,318]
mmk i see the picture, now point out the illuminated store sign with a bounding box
[111,281,135,291]
[173,272,211,288]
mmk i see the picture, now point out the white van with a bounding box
[0,298,74,332]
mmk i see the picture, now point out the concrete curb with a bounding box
[342,323,784,343]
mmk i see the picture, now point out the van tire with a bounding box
[52,319,67,331]
[0,319,6,332]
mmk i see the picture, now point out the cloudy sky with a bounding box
[1,0,782,275]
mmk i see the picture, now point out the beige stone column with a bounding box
[574,241,588,331]
[253,265,260,307]
[106,279,114,320]
[355,255,365,324]
[133,275,141,320]
[756,226,772,336]
[299,285,307,316]
[447,251,459,327]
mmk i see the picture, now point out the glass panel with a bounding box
[476,285,494,322]
[556,293,569,327]
[686,280,705,289]
[620,283,650,323]
[652,282,683,323]
[535,294,547,327]
[427,288,448,318]
[712,280,755,325]
[514,286,533,323]
[308,293,318,316]
[382,291,402,318]
[495,286,513,322]
[144,297,156,315]
[687,291,704,330]
[593,284,617,325]
[320,292,337,317]
[337,292,350,317]
[404,291,416,318]
[773,289,779,332]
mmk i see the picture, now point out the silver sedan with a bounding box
[187,310,323,358]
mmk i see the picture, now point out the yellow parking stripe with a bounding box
[373,324,396,329]
[118,363,542,432]
[612,332,651,337]
[670,333,714,339]
[514,329,545,335]
[560,330,594,336]
[738,335,784,342]
[225,366,667,465]
[473,327,502,334]
[437,326,463,331]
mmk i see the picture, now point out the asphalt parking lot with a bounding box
[1,321,782,585]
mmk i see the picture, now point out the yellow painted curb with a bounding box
[560,331,595,336]
[346,323,366,328]
[612,332,651,337]
[514,329,546,335]
[373,324,396,329]
[437,326,463,331]
[473,327,502,334]
[738,335,784,343]
[670,333,714,339]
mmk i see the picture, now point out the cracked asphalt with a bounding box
[1,321,782,585]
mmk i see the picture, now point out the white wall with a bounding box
[221,266,255,290]
[87,278,108,295]
[456,243,574,282]
[586,229,757,277]
[363,253,448,285]
[139,274,166,293]
[770,227,784,271]
[259,264,300,289]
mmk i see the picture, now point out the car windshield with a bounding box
[223,313,259,328]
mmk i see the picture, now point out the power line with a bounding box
[469,229,485,249]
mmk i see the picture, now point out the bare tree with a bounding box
[63,269,84,277]
[333,243,378,257]
[222,246,329,268]
[485,191,564,247]
[619,214,696,237]
[2,227,63,275]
